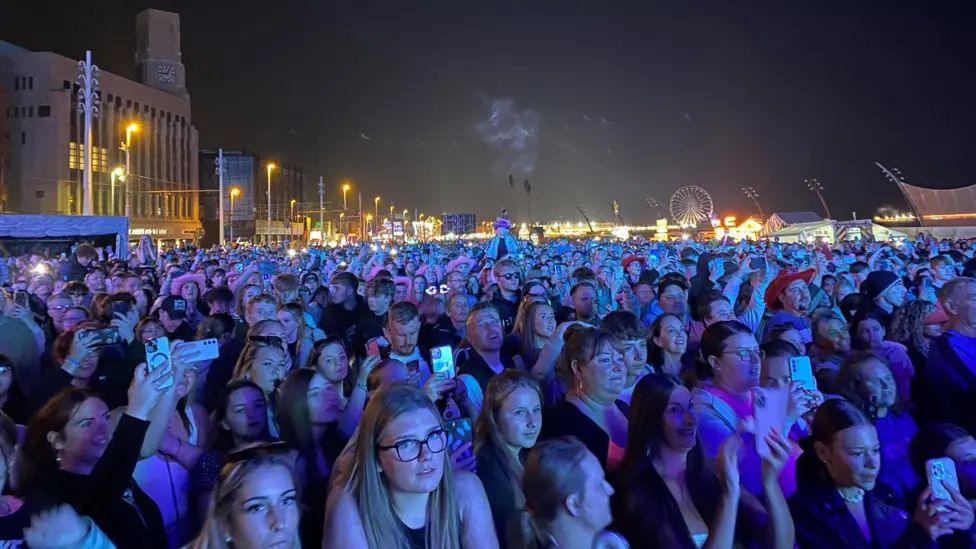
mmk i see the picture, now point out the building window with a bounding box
[38,106,50,117]
[28,76,33,90]
[126,99,132,108]
[28,106,33,117]
[13,78,18,91]
[21,131,26,145]
[63,80,71,90]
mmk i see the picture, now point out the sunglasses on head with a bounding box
[249,335,284,347]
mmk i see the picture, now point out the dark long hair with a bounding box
[695,320,752,381]
[615,374,718,548]
[277,369,342,486]
[16,388,99,494]
[796,398,872,488]
[212,379,271,452]
[647,313,682,366]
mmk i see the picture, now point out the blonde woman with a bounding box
[187,442,301,549]
[324,384,498,548]
[277,302,314,370]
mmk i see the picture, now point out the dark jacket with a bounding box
[32,341,142,413]
[476,448,520,549]
[789,480,929,549]
[916,333,976,434]
[419,315,463,351]
[58,257,89,282]
[319,297,367,342]
[456,347,514,393]
[541,398,629,469]
[25,414,166,549]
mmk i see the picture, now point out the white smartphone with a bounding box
[177,338,219,363]
[926,457,960,503]
[752,385,788,461]
[789,356,817,391]
[431,345,455,378]
[145,336,174,390]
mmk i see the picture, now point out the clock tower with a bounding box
[135,9,189,99]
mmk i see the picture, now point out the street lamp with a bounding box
[374,196,381,222]
[389,204,395,216]
[266,162,276,245]
[290,199,297,221]
[341,182,351,211]
[122,122,139,218]
[110,167,125,215]
[339,212,345,236]
[366,213,373,235]
[230,187,241,243]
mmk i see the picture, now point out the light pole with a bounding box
[374,196,381,224]
[123,122,139,218]
[110,167,124,214]
[366,214,373,236]
[741,186,765,218]
[805,178,833,219]
[339,212,345,238]
[76,50,100,215]
[230,187,240,243]
[389,204,395,216]
[290,199,296,221]
[318,176,325,241]
[341,182,351,211]
[266,162,276,245]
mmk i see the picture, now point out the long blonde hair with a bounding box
[348,384,461,549]
[188,447,301,549]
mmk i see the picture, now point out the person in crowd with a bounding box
[235,284,263,322]
[509,298,557,371]
[647,313,688,379]
[765,322,807,355]
[918,277,976,432]
[320,271,367,341]
[838,352,919,508]
[910,423,976,502]
[457,302,513,396]
[849,315,914,405]
[888,299,943,369]
[762,268,815,346]
[809,312,852,393]
[277,302,314,370]
[614,373,796,548]
[420,291,469,351]
[203,286,235,317]
[324,383,497,548]
[491,258,522,333]
[542,326,628,469]
[136,317,166,344]
[232,339,289,438]
[357,277,395,354]
[156,295,195,341]
[789,398,973,547]
[17,359,178,548]
[600,311,650,403]
[187,442,301,549]
[520,436,626,549]
[277,368,344,546]
[860,270,908,331]
[59,243,97,282]
[171,273,207,331]
[475,370,543,547]
[691,320,812,497]
[382,301,432,380]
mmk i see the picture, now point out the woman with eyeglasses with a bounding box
[232,339,289,438]
[475,370,543,548]
[324,383,498,548]
[16,359,177,548]
[542,326,629,470]
[690,320,797,498]
[188,442,301,549]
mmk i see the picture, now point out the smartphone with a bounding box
[177,338,220,363]
[145,336,175,390]
[82,327,122,348]
[431,345,456,379]
[366,337,391,360]
[111,300,131,318]
[926,458,960,503]
[443,417,473,454]
[752,385,788,461]
[789,356,817,391]
[14,291,29,310]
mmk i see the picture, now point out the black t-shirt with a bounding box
[419,315,463,351]
[490,294,519,334]
[320,297,368,342]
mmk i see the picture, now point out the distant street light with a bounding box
[266,162,276,244]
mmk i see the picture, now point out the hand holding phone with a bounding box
[431,345,455,378]
[145,336,175,390]
[927,458,960,504]
[789,356,817,391]
[752,385,788,461]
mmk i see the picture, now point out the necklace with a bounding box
[837,486,865,503]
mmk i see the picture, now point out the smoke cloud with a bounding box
[472,98,540,177]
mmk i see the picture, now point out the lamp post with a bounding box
[741,186,765,218]
[374,196,380,224]
[339,212,345,237]
[290,199,296,221]
[342,182,351,211]
[805,178,833,219]
[76,50,100,215]
[266,162,276,245]
[230,187,240,243]
[110,167,124,215]
[123,122,139,218]
[366,214,373,236]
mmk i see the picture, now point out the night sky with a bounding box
[4,1,976,224]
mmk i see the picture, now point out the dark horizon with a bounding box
[3,1,975,224]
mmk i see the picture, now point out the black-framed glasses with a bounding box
[500,272,520,281]
[722,349,765,362]
[378,429,448,462]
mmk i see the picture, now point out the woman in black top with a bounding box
[474,370,543,548]
[16,360,177,548]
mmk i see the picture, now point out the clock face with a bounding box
[156,64,176,83]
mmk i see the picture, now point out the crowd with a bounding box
[0,215,973,548]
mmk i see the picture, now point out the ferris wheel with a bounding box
[669,186,714,227]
